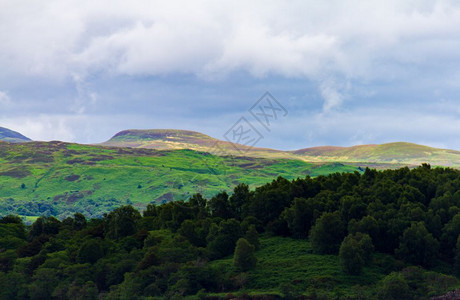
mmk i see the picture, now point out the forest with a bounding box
[0,164,459,299]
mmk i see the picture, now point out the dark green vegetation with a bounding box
[0,141,361,220]
[0,127,31,143]
[0,166,459,299]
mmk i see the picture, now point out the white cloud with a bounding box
[0,91,11,106]
[2,1,460,80]
[1,115,77,141]
[1,0,460,147]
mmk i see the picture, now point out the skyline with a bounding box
[1,1,460,150]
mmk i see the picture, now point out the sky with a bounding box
[1,0,460,150]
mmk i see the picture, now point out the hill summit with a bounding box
[0,127,31,143]
[103,129,220,150]
[102,129,460,167]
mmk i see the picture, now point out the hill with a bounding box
[0,126,31,143]
[0,140,361,219]
[103,129,460,167]
[102,129,289,159]
[293,142,460,167]
[1,166,459,299]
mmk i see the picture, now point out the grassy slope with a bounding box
[103,130,460,167]
[294,142,460,166]
[0,141,361,218]
[208,235,459,298]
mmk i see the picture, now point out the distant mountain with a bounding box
[293,142,460,167]
[102,129,288,158]
[0,127,31,143]
[103,129,460,167]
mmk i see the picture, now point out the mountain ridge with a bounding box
[102,129,460,167]
[0,126,31,143]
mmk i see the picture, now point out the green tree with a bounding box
[310,211,345,254]
[104,205,141,239]
[244,224,260,250]
[77,239,104,264]
[282,197,317,238]
[233,238,256,271]
[454,234,460,276]
[229,183,251,218]
[396,222,439,267]
[339,233,373,275]
[207,219,242,259]
[73,213,87,230]
[208,192,231,219]
[377,272,411,300]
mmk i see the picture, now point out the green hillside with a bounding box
[0,127,31,143]
[294,142,460,166]
[103,129,460,167]
[0,141,360,219]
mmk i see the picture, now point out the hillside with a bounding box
[103,129,460,167]
[1,166,459,299]
[102,129,289,159]
[293,142,460,166]
[0,141,361,219]
[0,126,31,143]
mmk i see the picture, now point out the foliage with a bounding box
[0,165,459,298]
[339,233,374,275]
[310,211,345,254]
[233,238,257,272]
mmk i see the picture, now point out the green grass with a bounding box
[208,235,459,298]
[209,236,386,298]
[0,141,366,219]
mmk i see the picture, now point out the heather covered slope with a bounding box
[0,141,360,219]
[0,127,31,143]
[102,129,289,159]
[103,129,460,167]
[293,142,460,167]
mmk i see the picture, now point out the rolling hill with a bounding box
[103,129,460,167]
[0,126,31,143]
[0,140,360,220]
[293,142,460,166]
[102,129,288,159]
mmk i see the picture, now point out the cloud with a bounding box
[3,1,460,81]
[1,1,460,148]
[0,91,11,106]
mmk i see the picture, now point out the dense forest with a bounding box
[1,165,459,299]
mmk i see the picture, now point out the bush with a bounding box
[377,272,411,300]
[310,212,345,254]
[233,238,256,272]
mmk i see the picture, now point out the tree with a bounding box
[377,272,411,300]
[282,197,316,238]
[455,234,460,276]
[229,183,250,218]
[104,205,141,239]
[233,238,256,272]
[396,222,439,267]
[73,213,87,230]
[207,219,242,259]
[339,233,374,275]
[310,211,345,254]
[208,192,231,219]
[244,225,260,250]
[77,239,104,264]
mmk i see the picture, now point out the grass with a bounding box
[0,141,366,219]
[208,235,459,299]
[209,236,386,298]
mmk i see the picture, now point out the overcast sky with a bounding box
[1,0,459,150]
